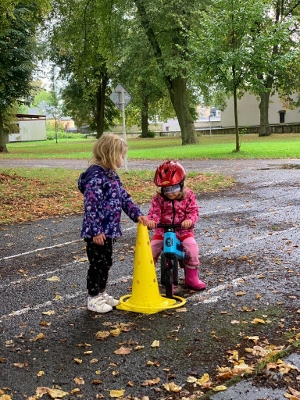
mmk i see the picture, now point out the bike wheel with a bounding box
[165,258,174,299]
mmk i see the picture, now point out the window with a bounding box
[279,110,286,124]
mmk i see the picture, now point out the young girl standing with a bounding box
[78,133,148,313]
[147,160,206,291]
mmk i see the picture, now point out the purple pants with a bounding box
[151,236,199,267]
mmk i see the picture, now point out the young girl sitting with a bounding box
[147,160,206,291]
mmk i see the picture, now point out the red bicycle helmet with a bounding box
[154,160,186,187]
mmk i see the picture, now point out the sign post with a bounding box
[109,84,132,171]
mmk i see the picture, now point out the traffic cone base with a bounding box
[116,223,186,314]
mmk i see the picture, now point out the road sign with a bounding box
[109,84,132,110]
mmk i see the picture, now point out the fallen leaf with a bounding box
[114,346,131,355]
[91,379,102,385]
[251,318,266,324]
[163,382,182,392]
[196,373,211,386]
[47,388,69,398]
[186,376,198,383]
[46,275,60,282]
[287,386,300,398]
[74,377,85,385]
[32,333,46,341]
[176,307,187,312]
[109,389,125,398]
[213,385,227,392]
[134,345,144,350]
[244,335,260,344]
[42,310,55,315]
[235,291,246,296]
[13,362,28,368]
[141,377,160,386]
[95,331,110,340]
[40,321,51,327]
[151,340,160,348]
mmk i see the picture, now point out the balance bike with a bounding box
[157,223,185,299]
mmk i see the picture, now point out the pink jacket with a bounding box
[148,189,199,240]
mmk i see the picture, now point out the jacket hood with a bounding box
[78,165,106,194]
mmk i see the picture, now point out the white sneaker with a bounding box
[103,293,119,307]
[87,296,112,313]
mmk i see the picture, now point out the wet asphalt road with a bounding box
[0,158,300,399]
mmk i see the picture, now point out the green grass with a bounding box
[1,133,299,224]
[1,133,300,159]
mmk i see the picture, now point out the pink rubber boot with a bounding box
[184,267,206,290]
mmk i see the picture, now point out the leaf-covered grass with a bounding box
[0,168,234,224]
[2,133,300,159]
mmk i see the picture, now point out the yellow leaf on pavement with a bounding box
[114,346,131,355]
[186,376,197,383]
[213,385,227,392]
[46,275,60,282]
[47,388,69,398]
[95,331,110,340]
[42,310,55,315]
[163,382,182,392]
[110,389,125,398]
[196,373,210,385]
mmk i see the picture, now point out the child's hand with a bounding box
[147,220,156,229]
[181,219,193,229]
[93,233,106,245]
[138,215,148,226]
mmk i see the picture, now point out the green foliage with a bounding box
[0,0,50,151]
[46,129,87,140]
[0,1,48,111]
[139,130,156,138]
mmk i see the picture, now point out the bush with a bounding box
[46,130,87,140]
[139,130,156,138]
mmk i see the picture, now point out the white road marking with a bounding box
[0,270,260,323]
[0,240,81,261]
[0,226,137,262]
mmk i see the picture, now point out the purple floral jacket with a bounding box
[148,189,199,240]
[78,165,143,239]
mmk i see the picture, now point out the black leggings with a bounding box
[86,238,113,296]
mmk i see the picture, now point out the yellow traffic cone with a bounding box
[117,222,186,314]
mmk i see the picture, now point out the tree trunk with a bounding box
[258,91,271,136]
[0,111,8,153]
[168,76,198,145]
[233,86,240,152]
[134,0,197,145]
[140,96,149,137]
[95,75,109,139]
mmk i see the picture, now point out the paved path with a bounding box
[1,157,300,399]
[1,157,300,175]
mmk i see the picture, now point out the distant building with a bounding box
[9,114,47,142]
[221,92,300,127]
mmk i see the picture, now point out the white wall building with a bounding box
[221,92,300,127]
[9,114,47,142]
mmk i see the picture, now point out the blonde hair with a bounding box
[90,133,127,171]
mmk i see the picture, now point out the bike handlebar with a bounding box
[156,223,182,229]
